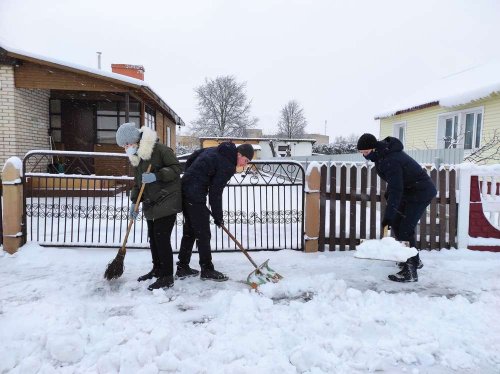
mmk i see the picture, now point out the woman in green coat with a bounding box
[116,122,182,290]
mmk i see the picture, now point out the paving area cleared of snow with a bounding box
[1,243,500,373]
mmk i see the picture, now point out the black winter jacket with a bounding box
[181,142,237,222]
[365,137,437,221]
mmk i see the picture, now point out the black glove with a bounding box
[213,218,224,228]
[381,217,392,229]
[384,190,389,200]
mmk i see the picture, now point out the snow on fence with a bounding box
[309,162,458,251]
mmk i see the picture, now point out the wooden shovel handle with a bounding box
[119,164,152,255]
[219,223,260,269]
[383,225,389,238]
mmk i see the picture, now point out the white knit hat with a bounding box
[116,122,141,147]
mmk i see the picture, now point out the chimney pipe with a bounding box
[97,52,102,69]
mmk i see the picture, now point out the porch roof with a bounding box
[0,44,185,126]
[375,61,500,119]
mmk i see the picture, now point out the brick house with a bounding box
[0,44,184,173]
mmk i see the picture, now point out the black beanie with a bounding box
[236,143,254,160]
[357,133,378,150]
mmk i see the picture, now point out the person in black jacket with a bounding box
[357,134,437,282]
[176,142,254,281]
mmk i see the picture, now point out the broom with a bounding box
[104,164,151,280]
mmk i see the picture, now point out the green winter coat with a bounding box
[129,127,182,220]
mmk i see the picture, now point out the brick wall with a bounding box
[0,65,50,169]
[0,66,16,168]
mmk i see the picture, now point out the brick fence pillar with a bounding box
[304,164,321,252]
[2,157,24,254]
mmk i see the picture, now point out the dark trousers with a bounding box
[147,214,176,276]
[178,201,213,269]
[391,199,432,248]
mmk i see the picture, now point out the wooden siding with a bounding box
[380,93,500,150]
[156,111,165,144]
[15,61,131,92]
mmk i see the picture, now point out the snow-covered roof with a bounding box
[200,137,316,143]
[0,43,185,126]
[375,61,500,119]
[251,144,262,150]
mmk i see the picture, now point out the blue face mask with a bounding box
[125,146,138,156]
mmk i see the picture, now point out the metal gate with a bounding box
[22,150,305,251]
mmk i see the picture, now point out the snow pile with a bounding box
[354,237,418,262]
[1,243,500,373]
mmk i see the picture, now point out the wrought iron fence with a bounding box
[22,151,305,251]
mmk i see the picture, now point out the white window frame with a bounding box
[436,106,484,150]
[392,121,407,146]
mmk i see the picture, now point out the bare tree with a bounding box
[463,129,500,164]
[277,100,307,138]
[191,75,258,137]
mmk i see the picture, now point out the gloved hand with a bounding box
[384,190,389,200]
[142,172,156,184]
[381,217,392,229]
[213,218,224,228]
[129,203,139,220]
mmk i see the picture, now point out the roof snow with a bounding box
[375,61,500,119]
[0,43,185,126]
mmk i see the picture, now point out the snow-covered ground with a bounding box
[1,244,499,373]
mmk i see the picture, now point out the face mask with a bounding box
[125,146,138,156]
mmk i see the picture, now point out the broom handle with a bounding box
[220,223,259,269]
[119,164,152,255]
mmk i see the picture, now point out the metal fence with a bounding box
[318,163,458,251]
[22,151,305,251]
[284,147,465,168]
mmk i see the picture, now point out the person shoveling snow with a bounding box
[356,133,437,283]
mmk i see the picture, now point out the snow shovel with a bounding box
[104,164,152,280]
[219,224,283,288]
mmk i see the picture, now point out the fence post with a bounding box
[457,166,471,249]
[304,164,321,252]
[2,157,24,254]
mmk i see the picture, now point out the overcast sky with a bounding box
[1,0,500,141]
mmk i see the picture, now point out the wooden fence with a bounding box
[317,163,457,251]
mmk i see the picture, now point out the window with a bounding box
[392,122,406,145]
[464,112,482,150]
[145,106,156,130]
[97,101,140,143]
[437,107,483,149]
[444,115,459,148]
[49,99,61,143]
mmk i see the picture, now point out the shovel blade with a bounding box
[246,259,283,288]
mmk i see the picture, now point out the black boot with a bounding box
[200,265,228,282]
[137,268,159,282]
[147,275,174,290]
[397,253,423,269]
[175,262,200,279]
[389,256,418,282]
